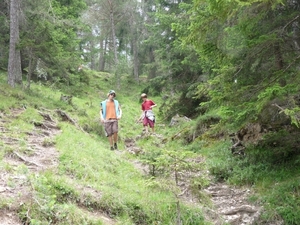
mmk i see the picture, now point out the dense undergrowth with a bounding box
[1,69,300,224]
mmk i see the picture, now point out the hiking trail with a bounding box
[0,108,115,225]
[124,132,283,225]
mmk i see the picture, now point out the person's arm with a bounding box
[100,102,105,123]
[100,107,105,123]
[117,105,122,120]
[150,101,157,109]
[137,111,144,122]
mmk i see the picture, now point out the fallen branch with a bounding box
[272,103,285,112]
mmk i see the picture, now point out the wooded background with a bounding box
[1,0,300,159]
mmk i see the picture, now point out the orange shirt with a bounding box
[105,101,117,119]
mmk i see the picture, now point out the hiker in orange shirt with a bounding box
[100,90,122,150]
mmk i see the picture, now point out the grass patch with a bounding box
[54,122,206,224]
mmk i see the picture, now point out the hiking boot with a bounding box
[114,143,118,150]
[110,146,114,151]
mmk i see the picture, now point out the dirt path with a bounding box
[203,183,261,225]
[0,108,115,225]
[124,133,263,225]
[1,109,30,224]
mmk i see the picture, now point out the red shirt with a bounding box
[142,99,155,111]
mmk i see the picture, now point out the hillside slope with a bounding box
[0,70,292,225]
[0,71,207,224]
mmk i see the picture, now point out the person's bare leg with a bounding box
[108,136,113,148]
[113,132,118,143]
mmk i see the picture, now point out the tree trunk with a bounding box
[149,47,156,79]
[26,47,34,89]
[133,40,139,81]
[176,200,182,225]
[274,43,286,86]
[108,0,118,65]
[129,13,139,82]
[274,43,283,70]
[90,40,95,70]
[292,21,300,51]
[107,0,119,88]
[99,38,107,71]
[8,0,22,87]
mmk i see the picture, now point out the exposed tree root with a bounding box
[38,110,55,123]
[12,151,42,168]
[55,109,87,134]
[221,205,258,215]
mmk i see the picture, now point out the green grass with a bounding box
[54,123,206,224]
[0,70,207,224]
[2,68,300,224]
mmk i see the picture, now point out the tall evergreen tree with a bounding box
[140,0,203,119]
[182,0,300,128]
[19,0,87,87]
[8,0,22,87]
[0,0,9,70]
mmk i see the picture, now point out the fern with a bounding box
[282,107,300,128]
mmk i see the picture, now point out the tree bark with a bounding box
[149,46,156,79]
[108,0,118,65]
[292,21,300,51]
[132,39,139,81]
[26,47,33,89]
[90,40,95,70]
[25,47,37,89]
[8,0,22,87]
[99,38,107,71]
[274,43,286,86]
[129,11,139,82]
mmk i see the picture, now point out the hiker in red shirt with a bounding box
[138,93,157,133]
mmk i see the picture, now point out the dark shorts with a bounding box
[143,117,154,128]
[104,120,118,136]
